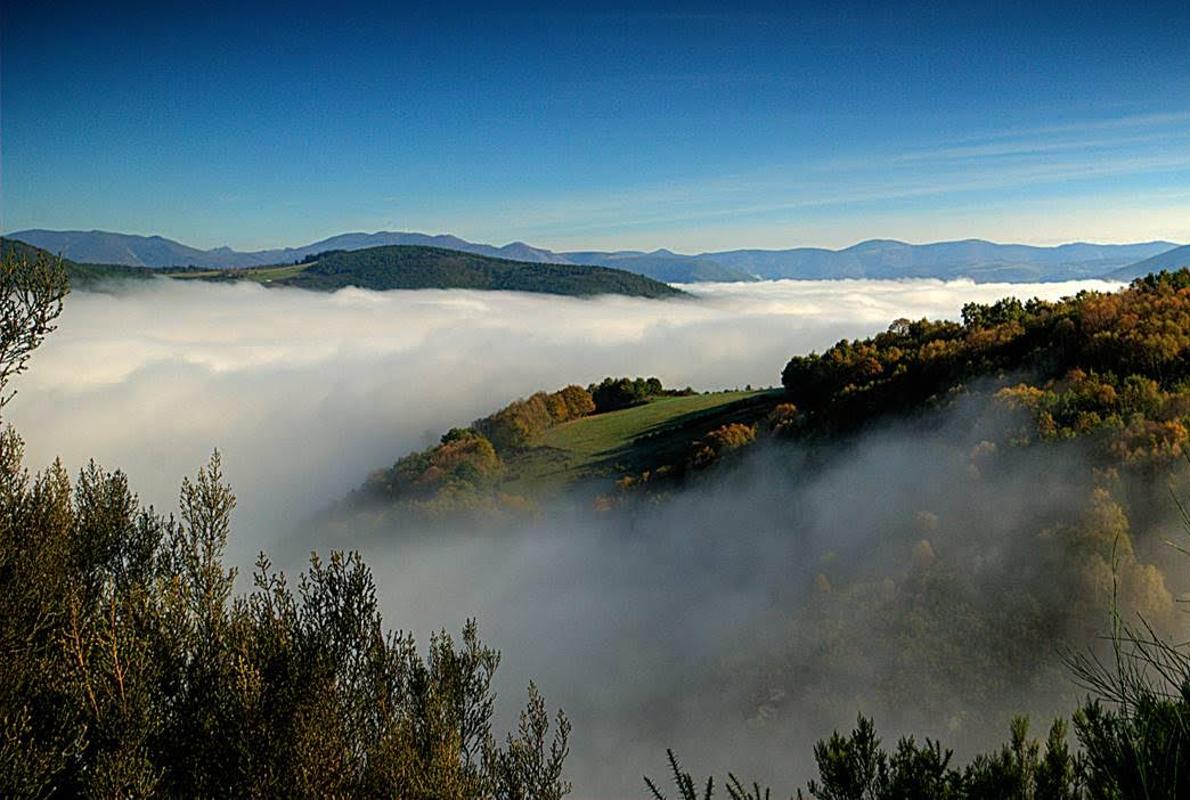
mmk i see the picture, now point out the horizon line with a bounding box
[3,226,1183,258]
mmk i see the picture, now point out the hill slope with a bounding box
[1110,244,1190,280]
[174,245,685,298]
[708,239,1178,282]
[1,238,152,285]
[501,391,772,494]
[353,385,774,516]
[283,246,684,297]
[4,229,231,268]
[560,250,756,282]
[6,229,568,269]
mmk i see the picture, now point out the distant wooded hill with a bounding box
[352,267,1190,517]
[175,245,685,298]
[1109,243,1190,280]
[0,237,150,285]
[3,238,683,299]
[7,228,1180,283]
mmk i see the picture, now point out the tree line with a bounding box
[360,376,679,512]
[780,271,1190,466]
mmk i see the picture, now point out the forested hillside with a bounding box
[1,237,150,285]
[560,250,757,282]
[779,268,1190,460]
[352,268,1190,517]
[278,245,684,297]
[170,245,686,298]
[349,270,1190,799]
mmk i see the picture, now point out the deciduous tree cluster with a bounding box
[474,385,596,451]
[781,269,1190,467]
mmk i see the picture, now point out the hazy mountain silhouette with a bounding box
[1109,243,1190,280]
[6,228,1180,283]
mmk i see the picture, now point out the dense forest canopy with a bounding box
[184,245,686,298]
[780,269,1190,464]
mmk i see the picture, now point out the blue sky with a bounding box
[3,0,1189,251]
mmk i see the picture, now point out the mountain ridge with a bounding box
[1108,243,1190,280]
[7,228,1181,283]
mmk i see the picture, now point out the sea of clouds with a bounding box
[8,276,1117,546]
[5,275,1125,797]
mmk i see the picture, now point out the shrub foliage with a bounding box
[0,247,571,799]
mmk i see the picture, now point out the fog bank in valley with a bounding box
[9,276,1116,545]
[7,276,1132,798]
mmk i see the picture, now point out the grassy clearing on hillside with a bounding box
[501,390,777,494]
[162,247,684,298]
[165,263,310,282]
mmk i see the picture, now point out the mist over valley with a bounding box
[6,2,1190,796]
[13,274,1188,797]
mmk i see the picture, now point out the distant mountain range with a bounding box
[0,237,151,285]
[6,228,1182,284]
[706,240,1178,282]
[1109,244,1190,280]
[1,237,682,299]
[2,229,562,270]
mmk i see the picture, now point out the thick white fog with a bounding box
[8,276,1115,546]
[5,276,1125,797]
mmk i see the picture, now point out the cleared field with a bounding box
[166,263,311,282]
[501,390,777,494]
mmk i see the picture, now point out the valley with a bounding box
[6,2,1190,794]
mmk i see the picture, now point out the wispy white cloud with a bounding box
[416,108,1190,250]
[952,110,1190,143]
[474,151,1190,241]
[891,131,1178,163]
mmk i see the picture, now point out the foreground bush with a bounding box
[0,438,571,800]
[648,523,1190,800]
[0,436,570,799]
[649,698,1188,800]
[0,250,570,798]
